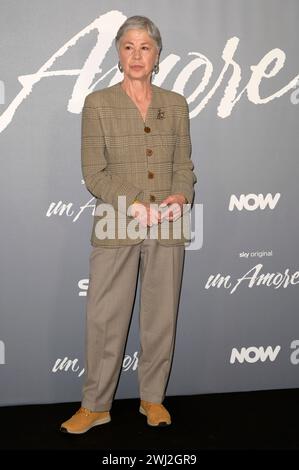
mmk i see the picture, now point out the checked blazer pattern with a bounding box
[81,81,197,247]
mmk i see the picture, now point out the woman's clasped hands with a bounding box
[130,194,187,228]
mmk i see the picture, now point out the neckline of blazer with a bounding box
[116,81,159,124]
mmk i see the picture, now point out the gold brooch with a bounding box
[157,109,165,119]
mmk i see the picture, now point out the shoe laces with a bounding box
[76,407,92,417]
[142,401,163,409]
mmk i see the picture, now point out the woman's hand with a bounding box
[130,201,160,227]
[158,193,187,222]
[130,193,187,226]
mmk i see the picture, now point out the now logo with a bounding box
[230,345,281,364]
[229,193,281,211]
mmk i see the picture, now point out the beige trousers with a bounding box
[81,237,185,412]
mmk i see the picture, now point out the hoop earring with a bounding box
[153,63,159,74]
[118,61,123,73]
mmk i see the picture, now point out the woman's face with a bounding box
[118,29,159,82]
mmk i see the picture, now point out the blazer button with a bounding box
[148,171,154,179]
[150,194,156,202]
[146,149,153,156]
[144,126,151,133]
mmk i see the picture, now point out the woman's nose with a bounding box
[132,48,141,58]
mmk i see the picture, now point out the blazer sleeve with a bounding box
[171,97,197,204]
[81,93,143,216]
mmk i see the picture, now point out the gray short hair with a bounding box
[115,16,162,54]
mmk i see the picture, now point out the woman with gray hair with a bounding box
[60,15,197,433]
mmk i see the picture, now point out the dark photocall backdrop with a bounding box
[0,0,299,405]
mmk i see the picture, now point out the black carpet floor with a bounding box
[1,389,298,464]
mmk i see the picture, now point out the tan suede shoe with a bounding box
[60,407,111,434]
[139,400,171,426]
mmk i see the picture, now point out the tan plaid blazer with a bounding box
[81,81,197,247]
